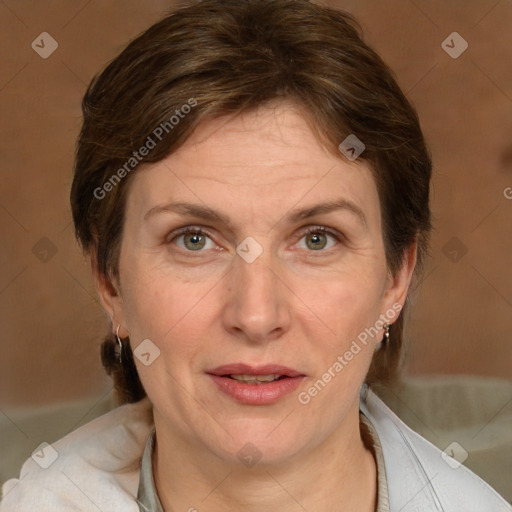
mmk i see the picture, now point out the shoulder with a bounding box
[360,386,512,512]
[0,397,153,512]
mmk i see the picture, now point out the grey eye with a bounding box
[183,232,206,250]
[297,229,338,251]
[175,230,215,251]
[305,232,328,250]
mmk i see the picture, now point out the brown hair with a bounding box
[71,0,432,404]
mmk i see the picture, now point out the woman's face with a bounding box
[98,103,415,465]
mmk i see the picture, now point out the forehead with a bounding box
[127,104,380,227]
[179,105,329,173]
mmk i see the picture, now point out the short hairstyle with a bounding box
[71,0,432,404]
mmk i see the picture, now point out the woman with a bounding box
[1,0,510,510]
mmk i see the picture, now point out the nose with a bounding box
[221,247,292,345]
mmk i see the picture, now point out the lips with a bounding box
[207,363,303,378]
[207,363,305,405]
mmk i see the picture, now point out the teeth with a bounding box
[230,374,280,384]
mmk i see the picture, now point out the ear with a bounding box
[382,237,418,314]
[90,249,129,339]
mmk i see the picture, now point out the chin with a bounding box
[204,420,311,467]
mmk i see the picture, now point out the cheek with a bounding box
[120,270,206,398]
[120,259,215,355]
[296,281,386,403]
[298,265,386,343]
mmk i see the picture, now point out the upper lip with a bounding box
[207,363,304,377]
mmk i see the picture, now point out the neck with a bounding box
[153,402,377,512]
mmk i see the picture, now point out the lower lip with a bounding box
[208,375,305,405]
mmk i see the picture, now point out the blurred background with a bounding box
[0,0,511,502]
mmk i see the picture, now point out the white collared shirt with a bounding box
[1,387,510,511]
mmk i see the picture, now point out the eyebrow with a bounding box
[143,198,367,229]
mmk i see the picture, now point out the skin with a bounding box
[95,103,417,512]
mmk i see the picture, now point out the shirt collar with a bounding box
[137,426,164,512]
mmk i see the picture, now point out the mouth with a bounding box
[222,374,289,384]
[206,364,305,404]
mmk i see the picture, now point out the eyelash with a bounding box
[167,225,344,256]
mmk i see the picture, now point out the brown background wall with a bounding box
[1,0,511,408]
